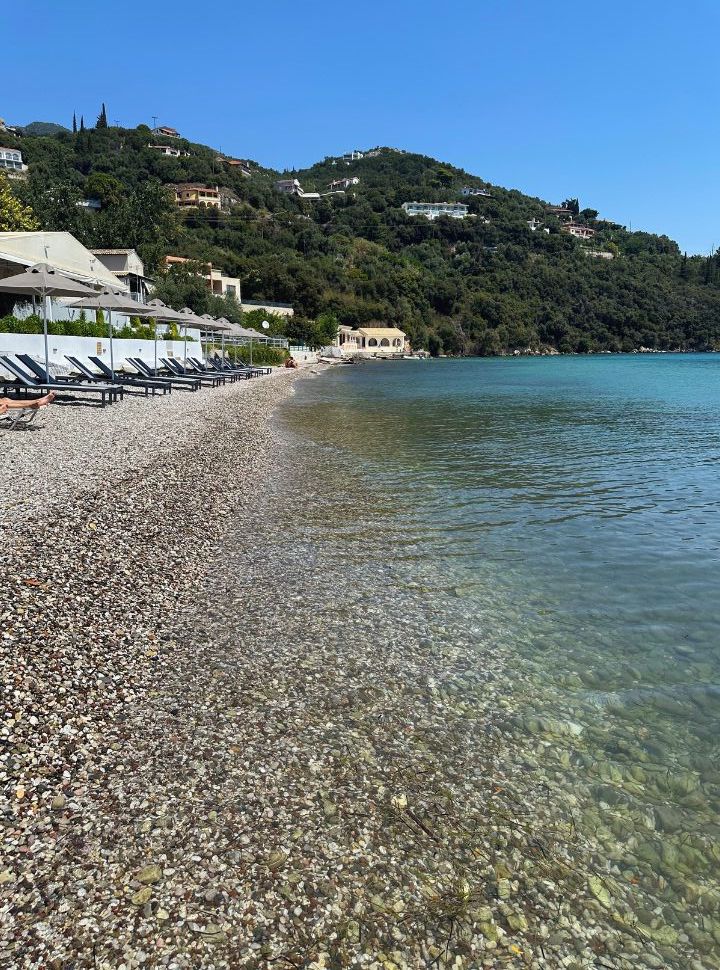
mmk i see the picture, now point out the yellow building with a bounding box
[172,183,221,209]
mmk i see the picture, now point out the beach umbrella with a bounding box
[178,307,209,371]
[146,299,189,372]
[65,288,153,381]
[0,263,98,378]
[214,316,232,361]
[199,313,232,359]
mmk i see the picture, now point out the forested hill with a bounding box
[4,122,720,354]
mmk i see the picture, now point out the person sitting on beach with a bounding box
[284,357,298,369]
[0,390,56,415]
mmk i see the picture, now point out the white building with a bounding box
[90,248,152,301]
[0,147,27,174]
[275,179,324,199]
[275,178,304,195]
[335,325,407,355]
[402,201,469,221]
[148,144,189,157]
[328,176,359,191]
[460,187,491,197]
[563,223,596,240]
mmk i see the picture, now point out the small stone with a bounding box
[267,849,289,871]
[136,864,163,884]
[51,794,66,811]
[131,887,153,906]
[200,923,227,943]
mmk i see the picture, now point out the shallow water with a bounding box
[280,355,720,955]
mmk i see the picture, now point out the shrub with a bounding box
[227,344,288,366]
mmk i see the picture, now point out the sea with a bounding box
[277,353,720,954]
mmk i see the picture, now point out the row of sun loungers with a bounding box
[0,352,270,410]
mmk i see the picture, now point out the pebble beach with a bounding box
[0,367,711,969]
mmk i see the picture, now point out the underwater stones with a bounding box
[639,923,678,946]
[587,875,612,909]
[505,912,528,932]
[520,716,584,738]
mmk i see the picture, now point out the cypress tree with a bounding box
[72,112,77,134]
[80,115,85,132]
[96,103,108,128]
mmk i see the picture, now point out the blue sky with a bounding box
[3,0,719,253]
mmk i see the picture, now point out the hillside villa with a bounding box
[562,223,596,240]
[460,186,491,197]
[328,176,359,191]
[0,147,28,177]
[152,125,180,138]
[219,158,253,176]
[171,184,221,209]
[274,179,322,200]
[335,324,407,356]
[402,201,469,221]
[148,144,189,158]
[546,206,574,220]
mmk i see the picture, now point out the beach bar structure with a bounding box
[0,232,127,294]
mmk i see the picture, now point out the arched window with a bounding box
[368,338,378,347]
[393,338,402,347]
[380,338,390,347]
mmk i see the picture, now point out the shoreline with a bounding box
[0,368,696,968]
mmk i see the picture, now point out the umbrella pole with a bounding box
[108,308,115,381]
[183,324,188,372]
[154,320,158,374]
[42,290,50,380]
[249,336,253,367]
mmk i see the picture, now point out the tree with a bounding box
[72,112,77,134]
[0,174,40,231]
[85,172,123,208]
[80,115,85,132]
[96,103,108,129]
[315,311,339,345]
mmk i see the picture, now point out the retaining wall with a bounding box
[0,331,202,370]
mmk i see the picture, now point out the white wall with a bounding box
[0,332,203,370]
[289,349,318,364]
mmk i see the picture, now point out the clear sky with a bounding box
[3,0,719,253]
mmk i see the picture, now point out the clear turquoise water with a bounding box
[282,355,720,949]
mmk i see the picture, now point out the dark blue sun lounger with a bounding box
[189,357,251,380]
[0,354,120,407]
[85,356,170,396]
[161,357,224,387]
[127,357,201,391]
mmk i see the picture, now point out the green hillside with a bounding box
[4,123,720,354]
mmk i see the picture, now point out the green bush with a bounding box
[227,344,288,366]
